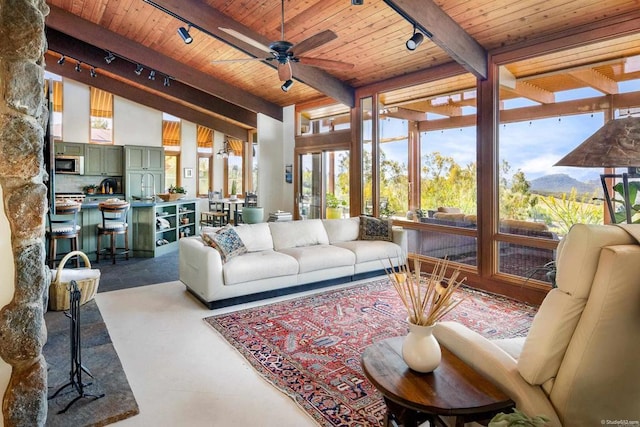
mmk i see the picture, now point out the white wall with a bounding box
[62,80,90,143]
[282,105,296,213]
[114,97,162,146]
[180,121,197,196]
[257,113,286,217]
[0,186,15,427]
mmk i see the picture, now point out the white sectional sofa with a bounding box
[179,217,407,308]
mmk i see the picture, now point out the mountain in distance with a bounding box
[530,173,602,197]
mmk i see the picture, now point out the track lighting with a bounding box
[406,25,424,51]
[75,62,82,72]
[148,70,156,80]
[104,51,116,64]
[163,76,171,87]
[90,68,97,78]
[177,24,193,44]
[57,55,65,65]
[135,64,144,75]
[281,79,294,92]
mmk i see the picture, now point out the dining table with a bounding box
[216,198,245,225]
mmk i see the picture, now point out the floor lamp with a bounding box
[555,116,640,224]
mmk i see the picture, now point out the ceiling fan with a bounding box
[215,0,354,90]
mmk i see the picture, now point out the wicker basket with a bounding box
[156,192,186,202]
[49,251,100,311]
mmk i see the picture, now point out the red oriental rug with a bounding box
[204,278,538,427]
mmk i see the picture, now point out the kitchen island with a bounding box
[78,197,199,260]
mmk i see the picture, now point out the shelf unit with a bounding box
[132,199,198,257]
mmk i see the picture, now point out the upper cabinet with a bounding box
[125,145,164,171]
[85,145,123,176]
[54,142,84,156]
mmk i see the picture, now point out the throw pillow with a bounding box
[359,215,393,241]
[202,225,247,262]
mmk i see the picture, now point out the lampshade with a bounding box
[554,116,640,168]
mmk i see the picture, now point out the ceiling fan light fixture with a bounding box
[281,79,294,92]
[406,29,424,51]
[178,25,193,44]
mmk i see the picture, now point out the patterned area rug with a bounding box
[205,278,538,427]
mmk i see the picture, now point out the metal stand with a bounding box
[48,280,105,414]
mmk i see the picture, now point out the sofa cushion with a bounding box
[322,217,360,243]
[359,216,393,241]
[278,245,355,273]
[433,212,466,221]
[224,250,299,285]
[269,219,329,250]
[332,240,402,265]
[234,223,273,252]
[438,207,461,213]
[201,225,247,263]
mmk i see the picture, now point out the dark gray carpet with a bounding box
[44,299,139,426]
[95,252,179,293]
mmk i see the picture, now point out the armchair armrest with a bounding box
[434,321,561,426]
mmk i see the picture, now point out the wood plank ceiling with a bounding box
[44,0,640,130]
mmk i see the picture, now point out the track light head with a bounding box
[75,62,82,72]
[135,64,144,75]
[163,76,171,87]
[104,52,116,64]
[177,25,193,44]
[281,79,294,92]
[57,55,65,65]
[406,31,424,51]
[149,70,156,80]
[90,68,97,78]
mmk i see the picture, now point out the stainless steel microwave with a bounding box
[54,155,84,175]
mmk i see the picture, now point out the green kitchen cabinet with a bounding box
[126,171,164,200]
[85,145,123,176]
[54,142,84,156]
[125,145,164,171]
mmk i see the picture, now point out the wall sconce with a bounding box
[555,116,640,223]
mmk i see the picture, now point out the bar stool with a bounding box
[46,203,82,268]
[96,201,130,264]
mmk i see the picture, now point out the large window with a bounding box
[90,87,113,144]
[45,72,63,141]
[226,139,243,196]
[197,125,213,197]
[163,113,181,190]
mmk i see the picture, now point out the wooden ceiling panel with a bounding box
[46,0,640,125]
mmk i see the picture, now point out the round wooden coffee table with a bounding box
[361,336,514,427]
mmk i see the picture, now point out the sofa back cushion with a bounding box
[322,217,360,243]
[233,223,273,252]
[269,219,329,250]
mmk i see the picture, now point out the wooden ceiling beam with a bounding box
[381,107,427,121]
[44,52,249,140]
[143,0,355,107]
[502,81,555,104]
[382,0,487,79]
[568,69,619,95]
[46,5,282,121]
[47,29,258,129]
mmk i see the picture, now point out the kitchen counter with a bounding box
[81,197,198,209]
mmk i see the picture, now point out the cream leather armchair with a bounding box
[434,223,640,426]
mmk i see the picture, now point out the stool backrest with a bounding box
[98,202,130,229]
[48,203,81,236]
[245,193,258,207]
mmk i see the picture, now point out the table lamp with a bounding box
[554,116,640,223]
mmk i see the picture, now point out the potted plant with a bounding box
[325,193,346,219]
[83,184,99,195]
[230,180,238,200]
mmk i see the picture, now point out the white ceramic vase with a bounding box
[402,322,442,373]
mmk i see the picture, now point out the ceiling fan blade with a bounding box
[211,57,267,64]
[219,27,272,53]
[292,30,337,56]
[278,62,293,81]
[298,56,355,71]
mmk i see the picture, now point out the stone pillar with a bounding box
[0,0,51,425]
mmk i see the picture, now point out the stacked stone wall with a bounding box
[0,0,51,425]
